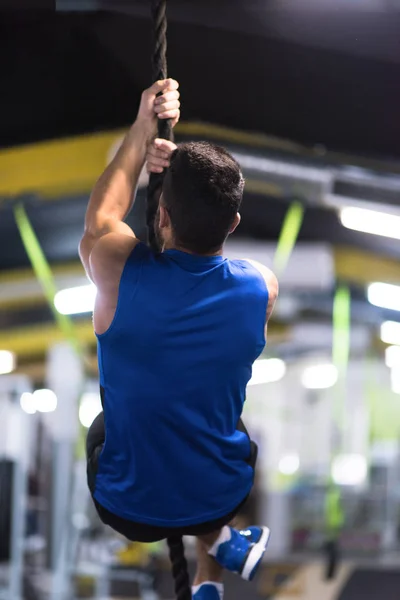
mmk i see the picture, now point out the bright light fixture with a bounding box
[332,454,367,486]
[385,346,400,368]
[20,392,36,415]
[278,454,300,476]
[248,358,286,386]
[0,350,16,375]
[340,207,400,240]
[54,284,97,315]
[368,282,400,312]
[33,389,58,413]
[381,321,400,346]
[79,392,102,428]
[391,368,400,395]
[301,364,338,390]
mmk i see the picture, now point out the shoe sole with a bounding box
[241,526,270,581]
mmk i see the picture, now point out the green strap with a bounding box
[325,483,344,537]
[332,286,351,375]
[324,285,351,538]
[14,203,82,356]
[332,285,351,431]
[273,201,305,276]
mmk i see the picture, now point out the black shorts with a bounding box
[86,412,258,543]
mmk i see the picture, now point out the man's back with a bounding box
[94,244,269,526]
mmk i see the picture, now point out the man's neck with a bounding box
[163,241,223,258]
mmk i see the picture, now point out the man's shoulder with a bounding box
[228,258,279,312]
[240,258,276,282]
[227,258,276,287]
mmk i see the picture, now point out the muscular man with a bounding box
[80,79,278,600]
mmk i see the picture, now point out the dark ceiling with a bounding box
[1,2,400,159]
[0,1,399,275]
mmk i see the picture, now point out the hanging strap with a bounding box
[13,203,83,357]
[273,200,305,276]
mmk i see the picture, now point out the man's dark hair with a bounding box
[161,141,244,254]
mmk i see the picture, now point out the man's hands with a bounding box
[135,79,180,173]
[136,79,180,138]
[80,78,180,282]
[146,138,178,174]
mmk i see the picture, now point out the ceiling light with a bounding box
[248,358,286,386]
[54,284,97,315]
[340,207,400,240]
[79,392,102,428]
[301,364,338,390]
[278,454,300,476]
[20,392,36,415]
[381,321,400,346]
[332,454,367,486]
[33,389,57,413]
[391,368,400,395]
[368,282,400,312]
[385,346,400,368]
[0,350,16,375]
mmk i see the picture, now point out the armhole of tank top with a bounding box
[97,341,105,386]
[95,243,147,340]
[241,259,269,347]
[261,275,269,346]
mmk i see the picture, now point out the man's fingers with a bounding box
[146,145,170,161]
[147,156,171,168]
[154,100,180,115]
[148,78,179,96]
[155,90,180,105]
[154,139,178,153]
[146,164,164,174]
[158,109,180,120]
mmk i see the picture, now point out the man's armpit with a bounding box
[89,233,139,292]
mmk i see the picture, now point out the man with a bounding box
[80,79,278,600]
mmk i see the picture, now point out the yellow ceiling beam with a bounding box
[1,320,96,357]
[1,121,398,202]
[15,353,99,384]
[334,247,400,286]
[0,130,125,199]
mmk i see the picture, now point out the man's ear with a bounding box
[229,213,241,234]
[159,204,171,229]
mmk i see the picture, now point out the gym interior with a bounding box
[1,2,400,599]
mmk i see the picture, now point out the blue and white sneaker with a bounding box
[192,583,223,599]
[209,525,270,581]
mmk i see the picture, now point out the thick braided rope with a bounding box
[147,1,191,597]
[147,0,174,251]
[167,536,192,600]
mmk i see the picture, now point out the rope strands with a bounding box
[147,0,174,252]
[150,0,173,143]
[147,2,191,597]
[167,537,192,600]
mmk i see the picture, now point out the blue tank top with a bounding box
[94,244,268,526]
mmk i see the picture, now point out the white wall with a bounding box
[243,358,396,490]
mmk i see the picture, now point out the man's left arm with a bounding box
[244,259,279,333]
[79,78,180,283]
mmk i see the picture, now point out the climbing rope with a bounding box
[147,0,174,252]
[167,537,192,600]
[147,2,191,597]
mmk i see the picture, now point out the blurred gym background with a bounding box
[1,1,400,599]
